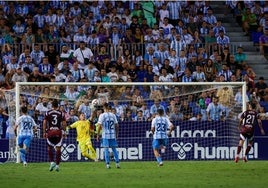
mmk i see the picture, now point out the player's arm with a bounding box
[115,123,119,139]
[87,120,95,134]
[96,123,102,141]
[32,118,38,133]
[238,118,243,131]
[206,106,211,121]
[62,119,67,131]
[14,117,21,137]
[257,118,265,135]
[33,125,37,133]
[62,119,67,138]
[238,112,244,131]
[96,123,102,135]
[167,123,174,137]
[14,124,18,137]
[150,118,156,134]
[43,118,48,138]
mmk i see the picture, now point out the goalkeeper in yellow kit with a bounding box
[68,113,98,161]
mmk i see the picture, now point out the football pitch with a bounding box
[0,161,267,188]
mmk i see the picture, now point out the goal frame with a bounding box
[14,82,247,163]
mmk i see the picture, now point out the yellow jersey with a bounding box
[70,120,93,142]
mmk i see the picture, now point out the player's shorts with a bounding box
[101,138,118,148]
[240,133,254,142]
[18,135,33,148]
[46,127,63,147]
[47,127,62,138]
[152,138,168,149]
[47,137,63,147]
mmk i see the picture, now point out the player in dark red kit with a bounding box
[43,99,67,171]
[235,102,265,163]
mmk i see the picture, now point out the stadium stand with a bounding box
[0,1,268,140]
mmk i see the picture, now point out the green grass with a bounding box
[0,161,268,188]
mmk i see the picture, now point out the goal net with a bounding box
[6,82,247,163]
[0,88,17,163]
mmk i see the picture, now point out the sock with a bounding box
[112,147,119,163]
[56,149,61,165]
[236,146,242,156]
[104,148,110,164]
[48,148,54,162]
[20,149,26,163]
[245,146,251,155]
[156,156,162,163]
[88,145,97,160]
[19,148,26,154]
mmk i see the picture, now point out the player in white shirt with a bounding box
[14,106,37,166]
[151,108,174,166]
[96,103,120,169]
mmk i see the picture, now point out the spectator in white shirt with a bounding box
[73,41,94,69]
[11,67,27,83]
[107,66,119,82]
[53,67,66,82]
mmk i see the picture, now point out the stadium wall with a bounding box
[1,121,268,163]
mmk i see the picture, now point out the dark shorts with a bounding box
[47,129,63,146]
[240,132,254,142]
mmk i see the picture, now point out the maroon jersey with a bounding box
[44,109,65,138]
[240,110,259,135]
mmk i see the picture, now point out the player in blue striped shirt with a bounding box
[151,108,174,166]
[15,106,37,166]
[97,103,120,169]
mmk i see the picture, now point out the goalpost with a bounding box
[8,81,247,163]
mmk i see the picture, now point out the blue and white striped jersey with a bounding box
[97,112,118,139]
[151,115,172,139]
[16,115,37,137]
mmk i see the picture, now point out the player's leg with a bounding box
[160,138,168,154]
[235,134,245,163]
[21,136,33,166]
[80,140,97,161]
[47,145,54,162]
[47,137,57,171]
[152,139,162,166]
[47,138,54,162]
[54,137,63,171]
[88,145,98,161]
[86,139,97,161]
[54,146,61,171]
[111,146,120,168]
[110,139,119,168]
[244,136,254,162]
[47,144,56,171]
[104,147,110,168]
[111,147,119,162]
[18,136,26,166]
[102,139,110,168]
[245,142,253,156]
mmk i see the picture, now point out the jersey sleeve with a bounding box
[113,114,118,124]
[31,117,37,127]
[166,118,173,128]
[151,118,156,128]
[97,114,103,125]
[70,121,78,129]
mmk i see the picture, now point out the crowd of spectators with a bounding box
[0,1,268,139]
